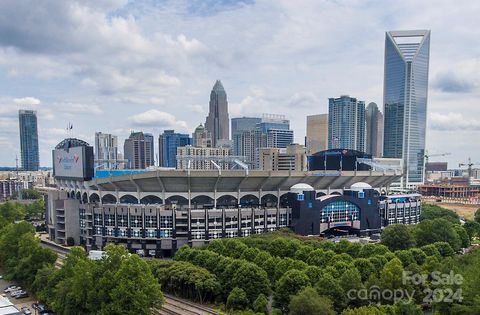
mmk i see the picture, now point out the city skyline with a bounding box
[0,1,479,167]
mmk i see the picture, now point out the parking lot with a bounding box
[0,270,36,314]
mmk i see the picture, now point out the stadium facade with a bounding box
[44,139,421,257]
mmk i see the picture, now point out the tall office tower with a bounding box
[205,80,229,147]
[365,103,384,157]
[328,96,366,152]
[18,110,39,171]
[123,132,154,169]
[383,30,431,186]
[306,114,328,154]
[257,114,293,148]
[231,117,261,155]
[158,130,191,168]
[144,133,155,166]
[192,124,212,148]
[94,132,118,169]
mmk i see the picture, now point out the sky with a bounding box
[0,0,479,168]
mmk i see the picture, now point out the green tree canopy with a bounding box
[381,224,416,251]
[274,269,310,313]
[226,287,249,311]
[288,287,335,315]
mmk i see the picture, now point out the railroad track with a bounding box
[39,240,218,315]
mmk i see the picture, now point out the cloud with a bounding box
[429,112,480,131]
[13,97,41,105]
[129,109,188,132]
[433,72,475,93]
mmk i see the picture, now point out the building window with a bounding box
[130,215,143,228]
[320,200,359,223]
[145,215,157,228]
[117,214,128,227]
[94,213,103,225]
[160,216,173,228]
[105,214,115,226]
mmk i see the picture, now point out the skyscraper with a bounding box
[383,30,430,186]
[144,133,155,165]
[365,103,384,157]
[19,110,39,171]
[306,114,328,154]
[94,132,118,169]
[123,132,154,169]
[328,96,366,152]
[158,130,191,168]
[231,117,261,156]
[205,80,229,147]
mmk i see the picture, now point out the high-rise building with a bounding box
[19,110,39,171]
[328,96,366,152]
[144,133,155,165]
[94,132,118,169]
[306,114,328,154]
[365,103,384,157]
[383,30,431,187]
[123,131,154,169]
[231,117,261,156]
[192,124,211,148]
[158,130,191,168]
[176,146,231,170]
[205,80,229,147]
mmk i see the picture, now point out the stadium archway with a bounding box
[240,194,259,206]
[120,194,139,204]
[217,195,238,208]
[140,195,163,205]
[102,194,117,204]
[166,195,189,206]
[261,194,278,207]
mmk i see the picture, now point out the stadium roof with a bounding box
[74,169,401,193]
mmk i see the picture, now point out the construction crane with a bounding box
[459,157,480,178]
[424,151,450,182]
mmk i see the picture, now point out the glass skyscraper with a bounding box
[158,130,191,168]
[328,96,366,152]
[383,30,430,187]
[19,110,39,171]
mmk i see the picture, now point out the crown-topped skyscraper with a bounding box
[205,80,229,147]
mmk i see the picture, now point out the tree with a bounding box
[253,293,268,314]
[226,287,249,311]
[420,244,441,259]
[381,224,415,251]
[0,202,25,226]
[339,268,364,307]
[394,250,416,267]
[315,273,347,312]
[97,247,163,315]
[475,208,480,223]
[274,269,310,313]
[379,258,406,294]
[288,287,335,315]
[464,220,480,239]
[231,262,270,303]
[420,204,460,224]
[453,224,470,248]
[408,248,427,265]
[414,218,461,251]
[353,258,376,282]
[433,241,455,257]
[25,199,45,219]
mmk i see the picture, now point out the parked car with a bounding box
[21,306,32,315]
[0,275,3,279]
[15,291,29,299]
[32,303,47,312]
[11,289,23,297]
[4,285,18,293]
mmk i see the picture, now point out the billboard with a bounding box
[53,146,94,180]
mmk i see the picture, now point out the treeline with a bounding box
[157,205,479,314]
[0,199,45,227]
[0,220,163,314]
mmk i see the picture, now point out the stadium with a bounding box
[44,139,420,257]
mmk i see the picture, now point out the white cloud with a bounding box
[129,109,188,132]
[429,112,480,131]
[13,97,41,105]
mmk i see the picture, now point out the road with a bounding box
[39,238,219,315]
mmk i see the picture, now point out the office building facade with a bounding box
[205,80,229,147]
[176,145,231,170]
[306,114,328,155]
[328,96,366,152]
[123,132,154,169]
[365,103,384,157]
[258,144,307,172]
[383,30,431,187]
[159,130,191,168]
[19,110,39,171]
[231,117,262,156]
[94,132,118,169]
